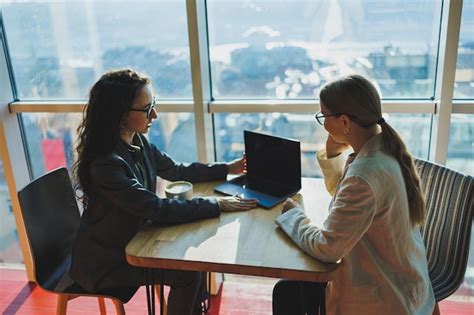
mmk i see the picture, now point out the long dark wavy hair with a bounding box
[319,74,426,227]
[73,69,150,208]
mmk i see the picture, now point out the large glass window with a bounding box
[214,113,431,177]
[151,113,197,163]
[207,0,442,100]
[386,114,432,159]
[454,0,474,99]
[446,114,473,175]
[0,160,22,265]
[22,113,80,179]
[21,112,196,179]
[1,0,192,100]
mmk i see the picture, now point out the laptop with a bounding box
[214,130,301,209]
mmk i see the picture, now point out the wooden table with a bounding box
[126,178,340,283]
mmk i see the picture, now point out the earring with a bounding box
[344,127,350,134]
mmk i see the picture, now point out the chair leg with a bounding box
[56,294,69,315]
[154,285,168,315]
[112,299,126,315]
[98,297,106,314]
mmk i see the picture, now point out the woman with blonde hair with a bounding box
[273,74,435,314]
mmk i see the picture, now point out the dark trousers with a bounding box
[97,265,208,315]
[63,266,208,314]
[272,280,327,315]
[142,269,208,315]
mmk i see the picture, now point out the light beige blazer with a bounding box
[276,134,435,315]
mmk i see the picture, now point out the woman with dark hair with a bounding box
[70,69,257,314]
[273,74,435,314]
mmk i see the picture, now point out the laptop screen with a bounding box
[244,130,301,194]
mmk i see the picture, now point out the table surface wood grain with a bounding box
[125,177,341,282]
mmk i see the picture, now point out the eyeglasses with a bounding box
[129,97,157,118]
[314,111,355,125]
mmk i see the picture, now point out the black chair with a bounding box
[17,167,128,314]
[415,159,474,302]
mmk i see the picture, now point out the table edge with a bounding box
[125,253,341,282]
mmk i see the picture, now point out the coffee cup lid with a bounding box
[165,181,192,193]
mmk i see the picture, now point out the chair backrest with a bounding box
[414,158,474,301]
[17,167,81,291]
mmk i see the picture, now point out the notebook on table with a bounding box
[214,130,301,209]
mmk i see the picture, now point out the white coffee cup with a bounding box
[164,181,193,200]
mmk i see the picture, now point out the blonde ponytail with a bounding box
[379,121,426,226]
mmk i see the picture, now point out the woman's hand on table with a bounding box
[226,155,247,175]
[217,195,258,212]
[282,198,302,214]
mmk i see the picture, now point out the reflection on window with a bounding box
[0,160,22,265]
[454,0,474,99]
[208,0,442,99]
[447,114,473,175]
[386,114,431,159]
[21,113,80,179]
[214,113,431,177]
[149,113,197,164]
[1,1,191,99]
[21,113,197,179]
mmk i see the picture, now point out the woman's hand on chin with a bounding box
[325,135,350,158]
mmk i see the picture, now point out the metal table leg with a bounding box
[145,269,157,315]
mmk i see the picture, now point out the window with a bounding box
[386,114,432,159]
[446,114,473,175]
[151,113,196,163]
[214,113,431,177]
[1,0,192,99]
[0,159,22,265]
[207,0,442,99]
[21,113,80,179]
[454,0,474,99]
[21,112,196,179]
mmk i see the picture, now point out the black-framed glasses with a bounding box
[130,97,157,118]
[314,111,355,125]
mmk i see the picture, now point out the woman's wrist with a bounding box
[326,149,342,159]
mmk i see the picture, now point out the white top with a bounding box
[276,134,435,315]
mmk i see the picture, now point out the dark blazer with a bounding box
[70,133,227,295]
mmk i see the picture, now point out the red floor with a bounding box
[0,268,472,314]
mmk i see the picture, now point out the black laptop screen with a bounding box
[244,130,301,193]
